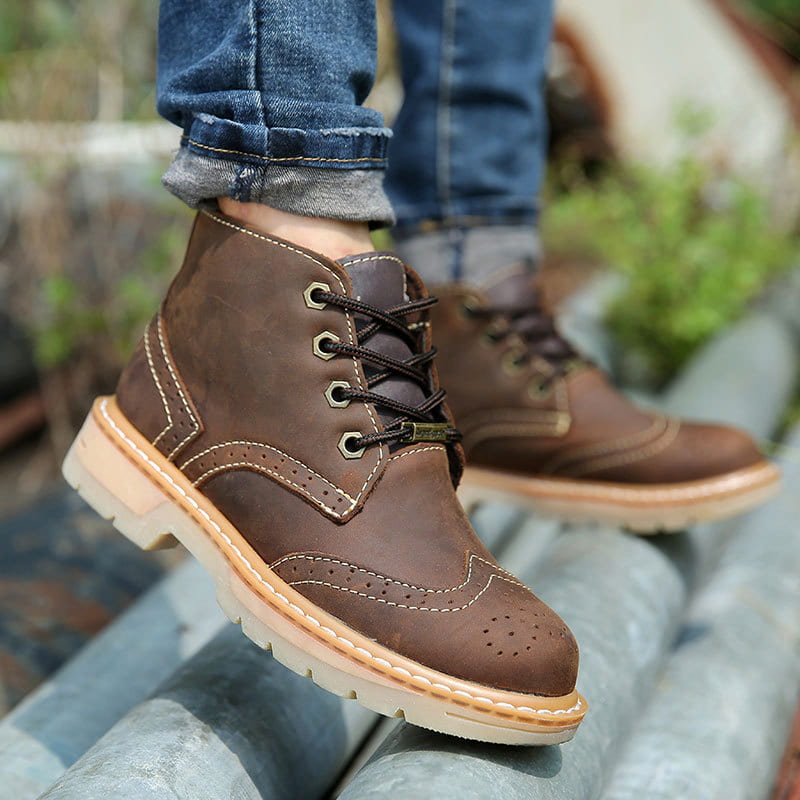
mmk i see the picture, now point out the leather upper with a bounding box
[115,211,579,697]
[429,272,765,484]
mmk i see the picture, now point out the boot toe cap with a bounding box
[669,421,766,481]
[452,580,580,697]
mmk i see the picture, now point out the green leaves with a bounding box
[31,222,185,369]
[543,156,797,387]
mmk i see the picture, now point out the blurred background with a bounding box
[0,0,798,769]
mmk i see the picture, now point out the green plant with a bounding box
[32,212,189,371]
[542,156,797,386]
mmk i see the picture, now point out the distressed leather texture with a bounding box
[115,210,578,697]
[429,270,765,484]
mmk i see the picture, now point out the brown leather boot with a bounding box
[429,267,781,532]
[62,211,586,745]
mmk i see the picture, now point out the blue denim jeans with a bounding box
[157,0,553,232]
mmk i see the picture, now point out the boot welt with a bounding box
[62,396,587,746]
[459,463,781,534]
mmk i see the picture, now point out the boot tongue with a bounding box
[337,252,427,427]
[479,262,578,364]
[339,252,407,307]
[480,262,539,310]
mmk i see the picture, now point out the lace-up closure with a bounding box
[310,286,461,452]
[464,289,584,388]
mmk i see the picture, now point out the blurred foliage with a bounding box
[542,153,798,387]
[0,0,158,121]
[33,219,188,369]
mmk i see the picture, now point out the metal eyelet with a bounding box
[564,357,586,376]
[303,281,330,309]
[338,431,365,459]
[501,346,527,376]
[528,379,552,400]
[459,294,481,320]
[482,319,509,347]
[313,331,340,360]
[325,380,351,408]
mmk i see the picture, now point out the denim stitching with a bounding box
[247,0,267,156]
[184,136,387,164]
[437,0,458,214]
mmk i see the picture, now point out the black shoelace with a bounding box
[311,287,461,452]
[465,290,583,388]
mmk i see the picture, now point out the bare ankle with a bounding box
[218,198,374,261]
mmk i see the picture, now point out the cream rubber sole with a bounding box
[459,461,781,534]
[62,397,587,746]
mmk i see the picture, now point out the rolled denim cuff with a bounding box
[393,224,541,286]
[162,115,395,226]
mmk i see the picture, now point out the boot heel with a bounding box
[62,404,179,551]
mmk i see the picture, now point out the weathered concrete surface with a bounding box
[0,558,225,800]
[602,425,800,800]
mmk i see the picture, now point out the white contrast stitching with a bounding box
[459,374,571,450]
[202,211,386,512]
[568,417,681,478]
[184,136,387,164]
[461,417,570,451]
[288,571,522,612]
[98,398,582,717]
[340,254,406,268]
[543,413,668,474]
[156,312,201,460]
[181,440,354,501]
[143,319,171,446]
[190,462,344,515]
[272,551,522,595]
[387,445,446,463]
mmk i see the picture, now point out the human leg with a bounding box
[390,0,780,529]
[389,0,552,282]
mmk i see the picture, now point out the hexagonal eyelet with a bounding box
[564,357,586,376]
[501,346,527,376]
[303,281,331,309]
[482,320,509,347]
[313,331,340,360]
[338,431,365,459]
[528,378,552,400]
[325,380,351,408]
[459,294,481,320]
